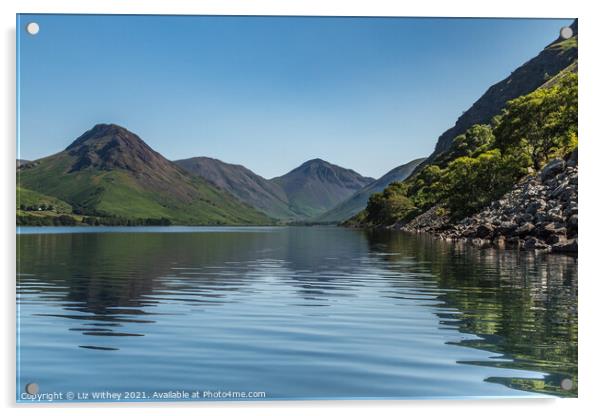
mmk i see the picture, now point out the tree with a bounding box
[494,73,577,169]
[365,192,386,224]
[410,165,445,210]
[450,124,495,158]
[364,182,416,226]
[382,193,415,224]
[53,215,76,226]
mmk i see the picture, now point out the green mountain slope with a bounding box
[419,20,578,170]
[315,157,425,223]
[271,159,375,218]
[175,157,298,220]
[17,124,273,225]
[349,61,577,229]
[17,186,72,213]
[347,20,579,228]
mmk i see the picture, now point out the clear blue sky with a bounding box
[17,15,573,179]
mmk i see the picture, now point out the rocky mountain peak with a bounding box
[271,159,375,218]
[291,158,373,183]
[301,158,327,166]
[66,124,133,149]
[64,123,167,172]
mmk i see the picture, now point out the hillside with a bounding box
[17,124,273,225]
[271,159,374,218]
[401,152,578,253]
[422,20,578,167]
[17,186,72,213]
[315,157,425,223]
[346,21,578,236]
[175,157,297,221]
[347,43,578,254]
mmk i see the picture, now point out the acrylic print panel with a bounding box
[16,14,578,403]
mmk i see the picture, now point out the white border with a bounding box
[2,1,600,415]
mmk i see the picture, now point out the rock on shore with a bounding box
[399,149,578,253]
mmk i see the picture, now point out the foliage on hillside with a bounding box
[349,73,577,227]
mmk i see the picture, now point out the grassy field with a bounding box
[17,186,73,213]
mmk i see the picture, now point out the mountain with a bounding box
[17,124,273,225]
[174,157,297,220]
[346,20,578,250]
[270,158,375,218]
[175,157,378,221]
[423,19,578,166]
[16,159,30,168]
[315,157,425,223]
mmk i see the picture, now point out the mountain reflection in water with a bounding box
[17,226,577,400]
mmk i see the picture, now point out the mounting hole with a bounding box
[25,383,39,395]
[559,26,573,40]
[560,378,574,390]
[26,22,40,36]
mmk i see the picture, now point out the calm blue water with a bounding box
[16,226,577,402]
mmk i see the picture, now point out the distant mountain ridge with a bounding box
[18,124,273,225]
[18,125,381,224]
[271,158,375,218]
[315,157,426,223]
[177,156,376,220]
[175,156,296,220]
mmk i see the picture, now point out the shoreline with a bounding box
[367,155,578,255]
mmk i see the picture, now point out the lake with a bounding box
[16,226,577,401]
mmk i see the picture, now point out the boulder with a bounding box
[462,227,476,238]
[470,238,491,249]
[492,235,506,249]
[567,148,578,168]
[551,183,568,199]
[517,213,534,224]
[526,200,546,215]
[568,214,578,230]
[565,201,578,215]
[475,223,494,238]
[546,233,567,246]
[544,178,558,189]
[560,185,577,202]
[515,222,535,236]
[538,222,566,238]
[541,158,566,181]
[524,237,550,251]
[496,221,517,236]
[552,238,578,253]
[534,212,550,224]
[506,236,523,249]
[547,206,564,222]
